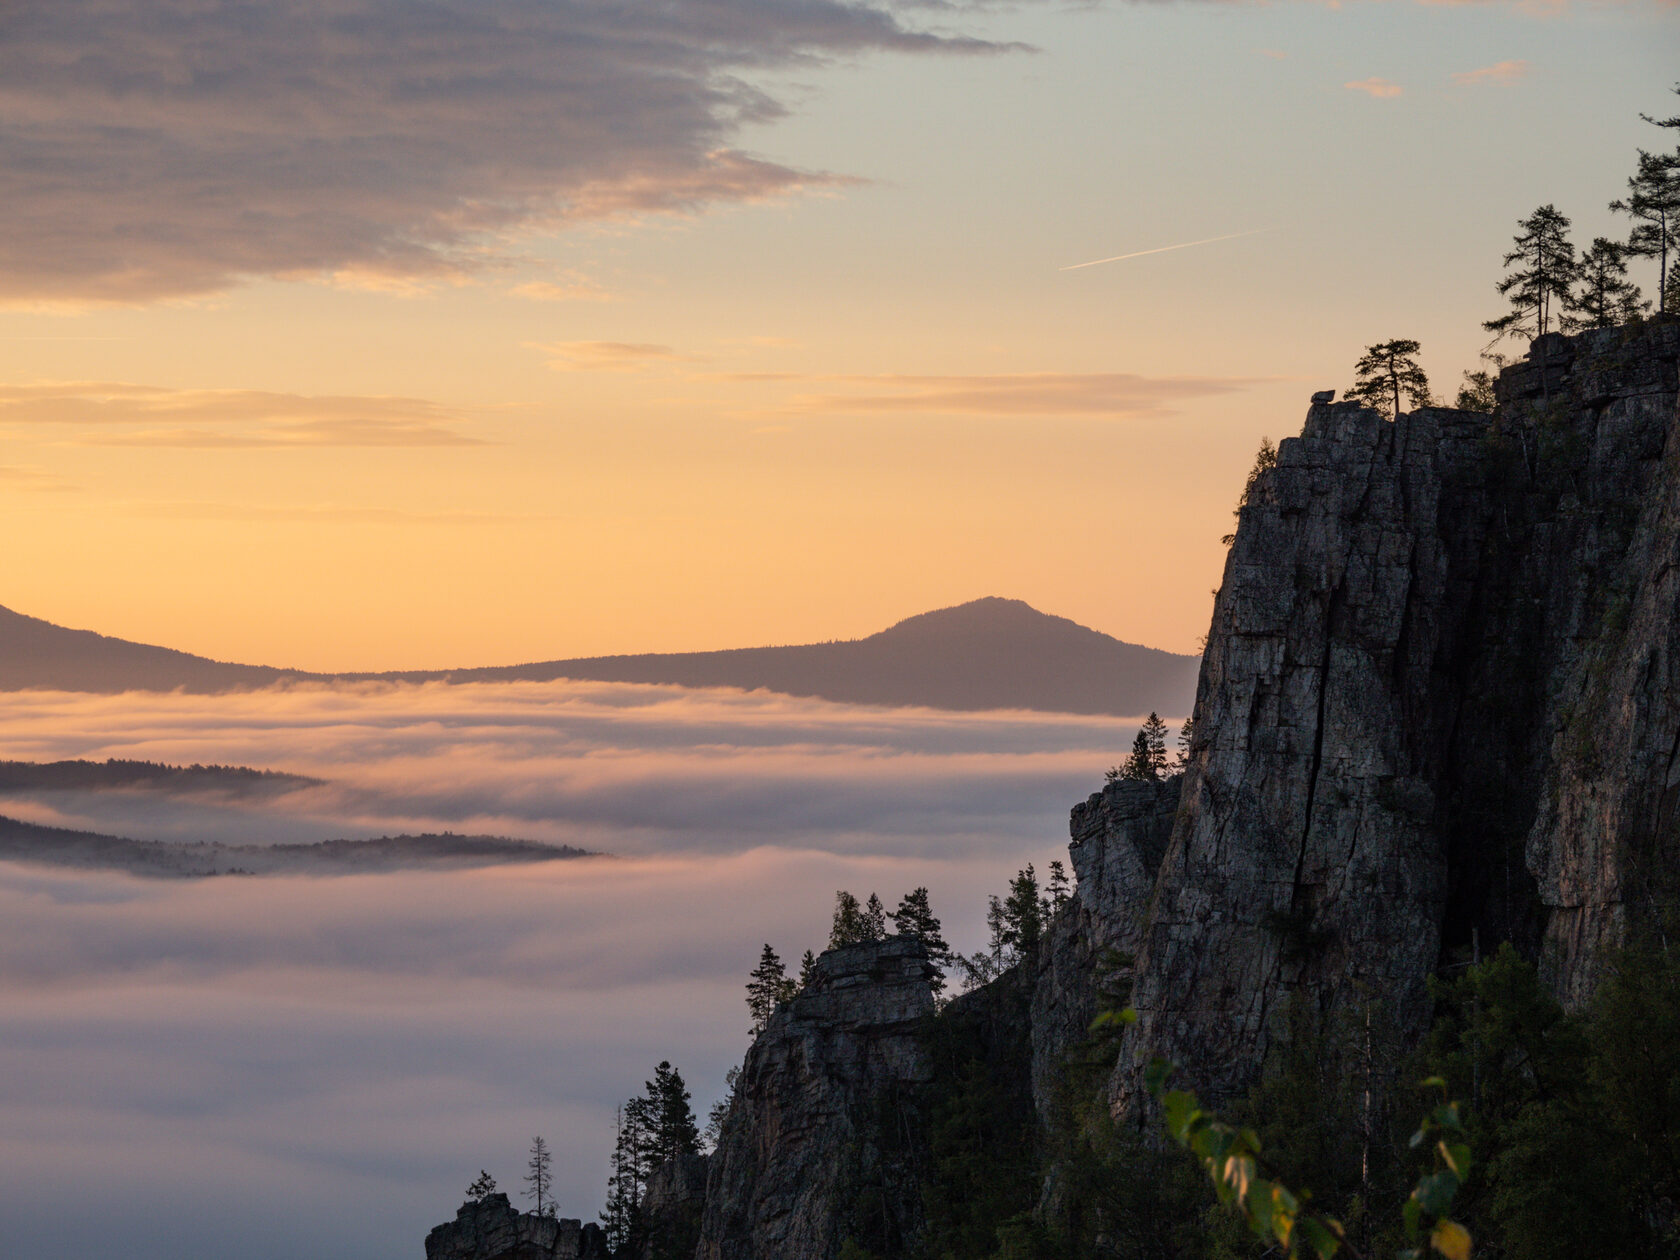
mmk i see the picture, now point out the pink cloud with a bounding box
[1344,77,1403,99]
[1451,60,1531,86]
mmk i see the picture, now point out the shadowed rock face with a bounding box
[425,1194,609,1260]
[1111,321,1680,1113]
[695,936,937,1260]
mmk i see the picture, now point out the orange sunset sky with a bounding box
[1,0,1674,671]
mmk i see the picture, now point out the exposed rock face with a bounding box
[1111,321,1680,1112]
[1030,776,1179,1119]
[695,936,937,1260]
[425,1194,609,1260]
[635,1152,709,1260]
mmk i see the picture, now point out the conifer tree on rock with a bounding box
[645,1061,700,1166]
[1567,238,1648,329]
[1346,339,1433,418]
[1611,147,1680,314]
[1485,205,1577,342]
[891,886,954,996]
[601,1100,650,1249]
[745,943,797,1036]
[1047,860,1072,913]
[524,1135,554,1218]
[1222,436,1277,545]
[829,890,879,948]
[799,948,817,989]
[464,1171,498,1205]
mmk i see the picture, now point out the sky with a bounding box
[0,0,1674,670]
[0,680,1120,1259]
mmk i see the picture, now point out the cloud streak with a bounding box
[0,0,1016,305]
[777,371,1264,419]
[1344,76,1403,98]
[0,382,484,447]
[1058,227,1277,272]
[1451,59,1530,85]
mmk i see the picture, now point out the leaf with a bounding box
[1297,1217,1342,1260]
[1162,1090,1199,1142]
[1413,1170,1459,1218]
[1439,1141,1472,1179]
[1430,1219,1472,1260]
[1420,1075,1447,1091]
[1403,1198,1421,1238]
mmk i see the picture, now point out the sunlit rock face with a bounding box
[425,1193,610,1260]
[1110,321,1680,1114]
[695,936,937,1260]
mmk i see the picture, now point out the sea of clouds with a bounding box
[0,680,1141,1259]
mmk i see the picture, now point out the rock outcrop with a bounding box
[1112,320,1680,1112]
[1030,776,1179,1119]
[635,1152,709,1260]
[425,1194,610,1260]
[695,936,937,1260]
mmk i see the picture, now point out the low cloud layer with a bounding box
[0,0,1011,304]
[0,382,484,447]
[0,680,1113,1258]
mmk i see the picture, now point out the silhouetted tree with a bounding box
[524,1135,554,1217]
[601,1100,649,1248]
[1176,716,1195,769]
[799,948,818,989]
[645,1061,700,1166]
[1486,205,1577,341]
[464,1170,498,1204]
[1001,864,1045,960]
[1222,436,1277,545]
[1046,860,1071,913]
[863,892,888,941]
[746,943,797,1036]
[891,886,954,996]
[1455,368,1499,412]
[1567,237,1648,329]
[829,890,870,948]
[1347,339,1432,418]
[1611,147,1680,315]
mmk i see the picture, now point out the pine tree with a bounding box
[891,886,954,996]
[1121,728,1155,781]
[863,892,888,940]
[524,1135,554,1218]
[830,890,874,948]
[1142,711,1169,779]
[601,1101,648,1249]
[464,1170,498,1204]
[1485,205,1577,342]
[645,1061,701,1166]
[1001,865,1044,960]
[1176,716,1195,769]
[1611,148,1680,314]
[1566,238,1647,330]
[1046,860,1071,913]
[799,948,817,989]
[746,943,795,1037]
[1346,339,1432,418]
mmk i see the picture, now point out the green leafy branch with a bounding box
[1120,1004,1474,1260]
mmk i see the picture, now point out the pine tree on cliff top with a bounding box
[1566,238,1647,330]
[891,886,954,996]
[1612,147,1680,315]
[524,1135,554,1218]
[1346,339,1433,418]
[745,942,796,1037]
[829,889,886,948]
[1485,205,1577,342]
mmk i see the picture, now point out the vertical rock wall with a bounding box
[1111,322,1680,1112]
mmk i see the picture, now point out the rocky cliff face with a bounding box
[425,1194,610,1260]
[1111,321,1680,1112]
[695,936,937,1260]
[1030,776,1179,1119]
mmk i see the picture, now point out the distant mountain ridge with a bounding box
[0,597,1198,717]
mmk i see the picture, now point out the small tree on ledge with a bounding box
[1347,339,1433,419]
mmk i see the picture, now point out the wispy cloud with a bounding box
[1344,77,1403,98]
[534,342,682,373]
[508,276,615,304]
[0,0,1018,305]
[0,383,484,447]
[1059,228,1276,272]
[776,372,1264,419]
[1451,59,1531,86]
[0,464,76,492]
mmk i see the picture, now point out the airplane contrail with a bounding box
[1059,227,1277,272]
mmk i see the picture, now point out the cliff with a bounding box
[1114,320,1680,1111]
[696,936,937,1260]
[425,1194,610,1260]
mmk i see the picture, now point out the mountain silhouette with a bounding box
[0,597,1197,717]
